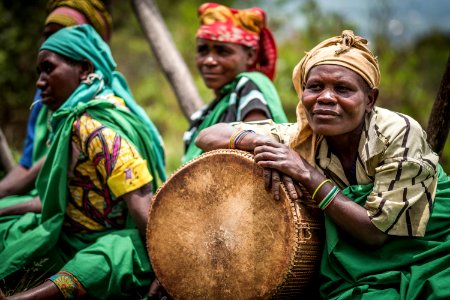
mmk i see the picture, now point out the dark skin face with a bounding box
[196,38,258,97]
[36,50,92,111]
[302,64,378,138]
[302,64,378,180]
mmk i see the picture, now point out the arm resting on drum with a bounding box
[195,123,236,151]
[195,123,273,152]
[123,183,152,237]
[197,123,303,201]
[254,143,388,247]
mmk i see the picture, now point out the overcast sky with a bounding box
[316,0,450,44]
[250,0,450,46]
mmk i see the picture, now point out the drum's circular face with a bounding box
[147,150,323,299]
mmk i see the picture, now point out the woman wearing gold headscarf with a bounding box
[195,30,450,299]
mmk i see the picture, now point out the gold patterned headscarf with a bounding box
[290,30,380,165]
[45,0,112,42]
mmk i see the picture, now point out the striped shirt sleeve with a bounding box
[365,112,438,237]
[235,77,271,121]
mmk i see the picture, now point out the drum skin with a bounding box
[147,149,324,299]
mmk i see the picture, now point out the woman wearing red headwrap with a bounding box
[182,2,287,163]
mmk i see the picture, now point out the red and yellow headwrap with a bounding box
[196,2,277,80]
[45,0,112,42]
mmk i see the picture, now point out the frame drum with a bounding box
[147,149,323,299]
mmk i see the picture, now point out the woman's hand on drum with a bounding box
[263,168,303,201]
[254,140,313,183]
[195,123,274,153]
[255,140,308,201]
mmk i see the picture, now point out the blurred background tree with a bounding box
[0,0,449,175]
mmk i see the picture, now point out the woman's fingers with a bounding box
[282,175,298,200]
[263,168,272,191]
[294,182,303,198]
[271,170,281,201]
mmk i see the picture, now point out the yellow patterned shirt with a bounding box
[65,97,152,232]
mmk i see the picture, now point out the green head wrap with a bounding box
[41,24,115,85]
[39,24,166,182]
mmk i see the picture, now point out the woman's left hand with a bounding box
[254,140,312,183]
[263,168,303,201]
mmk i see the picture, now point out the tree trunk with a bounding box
[131,0,204,120]
[426,54,450,157]
[0,128,15,172]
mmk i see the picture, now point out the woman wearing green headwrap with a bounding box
[195,30,450,299]
[0,25,166,299]
[0,0,114,202]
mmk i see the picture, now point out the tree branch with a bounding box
[426,54,450,157]
[131,0,204,120]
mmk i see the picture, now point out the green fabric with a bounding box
[61,229,152,298]
[0,100,160,297]
[41,24,166,184]
[32,105,51,164]
[320,165,450,300]
[0,24,165,298]
[183,71,288,163]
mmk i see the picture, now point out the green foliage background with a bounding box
[0,0,449,175]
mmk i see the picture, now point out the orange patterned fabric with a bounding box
[45,0,112,42]
[196,2,277,80]
[49,271,87,299]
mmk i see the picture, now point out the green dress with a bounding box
[321,165,450,299]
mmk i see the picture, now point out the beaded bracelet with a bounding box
[229,130,255,149]
[229,130,242,149]
[318,185,340,210]
[311,179,332,200]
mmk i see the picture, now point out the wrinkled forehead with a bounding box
[306,64,371,88]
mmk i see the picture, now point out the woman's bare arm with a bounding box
[0,196,42,216]
[122,183,152,237]
[254,141,388,247]
[195,123,237,152]
[0,157,45,199]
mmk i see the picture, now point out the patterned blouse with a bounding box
[65,97,152,232]
[232,106,439,237]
